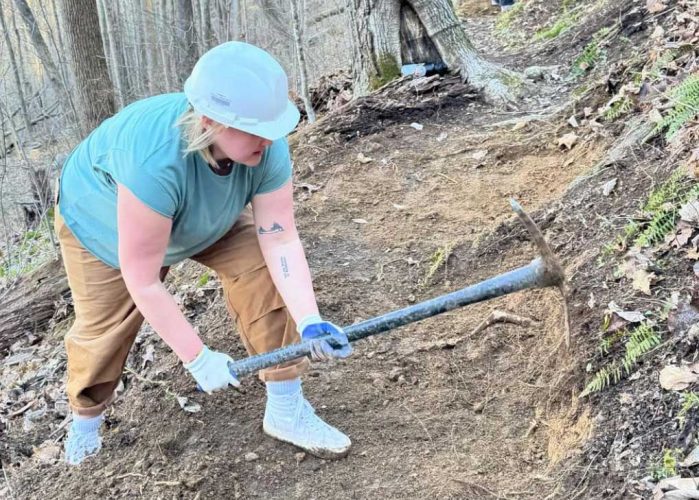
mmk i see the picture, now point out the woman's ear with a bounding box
[201,115,214,129]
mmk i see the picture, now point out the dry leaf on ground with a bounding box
[680,200,699,223]
[607,301,646,323]
[357,153,374,164]
[602,178,618,196]
[632,269,657,295]
[659,365,699,391]
[646,0,668,14]
[557,132,579,150]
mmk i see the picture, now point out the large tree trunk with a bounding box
[0,258,69,355]
[349,0,515,104]
[59,0,116,133]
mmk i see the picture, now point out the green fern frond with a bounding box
[634,209,679,247]
[644,169,686,212]
[604,95,633,121]
[581,362,623,397]
[598,329,626,354]
[621,323,661,373]
[571,27,610,78]
[654,73,699,140]
[678,391,699,427]
[581,323,660,397]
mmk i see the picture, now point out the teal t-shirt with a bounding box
[59,93,292,268]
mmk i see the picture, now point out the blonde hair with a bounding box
[176,106,226,167]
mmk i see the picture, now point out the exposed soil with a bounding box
[2,0,696,499]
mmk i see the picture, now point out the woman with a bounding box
[56,41,352,465]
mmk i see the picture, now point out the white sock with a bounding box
[65,412,103,465]
[72,413,103,432]
[265,378,302,420]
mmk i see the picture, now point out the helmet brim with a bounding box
[232,100,301,141]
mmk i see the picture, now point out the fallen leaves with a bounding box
[646,0,668,14]
[602,178,618,196]
[356,152,374,164]
[632,269,658,295]
[659,363,699,391]
[557,132,579,150]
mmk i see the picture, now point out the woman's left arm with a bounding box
[251,180,319,324]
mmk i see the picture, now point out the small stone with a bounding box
[244,452,259,462]
[524,66,545,81]
[388,367,403,382]
[295,452,306,463]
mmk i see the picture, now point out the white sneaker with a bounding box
[263,394,351,459]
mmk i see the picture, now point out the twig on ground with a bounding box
[469,309,539,336]
[6,400,35,419]
[1,460,14,500]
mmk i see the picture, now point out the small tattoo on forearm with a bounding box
[258,222,285,235]
[281,257,290,278]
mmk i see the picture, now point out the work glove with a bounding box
[298,314,352,362]
[184,345,241,394]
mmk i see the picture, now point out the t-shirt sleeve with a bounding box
[105,145,181,218]
[254,138,293,195]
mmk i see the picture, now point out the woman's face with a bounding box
[204,117,272,167]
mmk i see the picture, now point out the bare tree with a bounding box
[156,0,174,92]
[0,2,32,136]
[347,0,515,103]
[59,0,115,133]
[176,0,197,85]
[12,0,64,99]
[100,0,128,107]
[290,0,315,122]
[139,0,156,95]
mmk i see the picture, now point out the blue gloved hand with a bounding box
[298,314,352,361]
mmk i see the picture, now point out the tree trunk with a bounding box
[12,0,64,99]
[0,258,70,355]
[9,3,30,98]
[176,0,197,85]
[290,0,315,122]
[349,0,515,103]
[102,0,128,107]
[200,0,212,50]
[0,2,32,136]
[59,0,116,133]
[156,0,174,92]
[139,0,156,95]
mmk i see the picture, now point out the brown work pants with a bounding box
[55,205,309,416]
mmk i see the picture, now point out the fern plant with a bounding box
[571,27,610,78]
[634,171,699,247]
[653,73,699,140]
[603,95,633,121]
[678,391,699,427]
[581,322,660,397]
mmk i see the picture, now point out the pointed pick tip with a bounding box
[509,198,522,212]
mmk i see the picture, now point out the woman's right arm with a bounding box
[117,183,204,363]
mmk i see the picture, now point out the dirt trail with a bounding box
[1,1,635,499]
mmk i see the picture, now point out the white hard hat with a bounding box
[184,42,300,141]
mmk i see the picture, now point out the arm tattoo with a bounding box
[280,256,290,278]
[258,222,285,235]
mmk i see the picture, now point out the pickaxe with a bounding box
[227,199,565,380]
